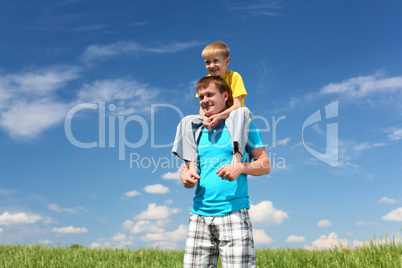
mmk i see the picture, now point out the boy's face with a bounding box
[204,54,230,78]
[198,82,228,117]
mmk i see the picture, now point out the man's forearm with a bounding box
[239,156,271,176]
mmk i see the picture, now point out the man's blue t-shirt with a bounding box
[191,122,264,216]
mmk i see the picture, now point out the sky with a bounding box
[1,0,402,250]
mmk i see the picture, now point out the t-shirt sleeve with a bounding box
[245,122,265,153]
[231,72,247,99]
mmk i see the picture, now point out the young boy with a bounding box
[198,41,248,130]
[172,41,252,176]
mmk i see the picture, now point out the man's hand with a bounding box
[216,162,243,182]
[180,170,201,188]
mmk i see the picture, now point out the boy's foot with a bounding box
[230,152,242,168]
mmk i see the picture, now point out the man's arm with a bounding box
[180,161,200,188]
[216,147,270,181]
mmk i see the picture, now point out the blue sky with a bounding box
[1,0,402,250]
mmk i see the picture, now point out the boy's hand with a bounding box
[202,115,214,130]
[180,170,200,188]
[203,114,227,130]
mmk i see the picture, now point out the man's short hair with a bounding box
[201,41,230,59]
[196,76,233,109]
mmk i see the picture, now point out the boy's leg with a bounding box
[183,213,220,268]
[225,107,252,158]
[216,209,256,268]
[172,114,203,163]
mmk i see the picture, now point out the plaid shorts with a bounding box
[183,208,256,268]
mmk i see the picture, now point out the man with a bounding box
[174,76,270,268]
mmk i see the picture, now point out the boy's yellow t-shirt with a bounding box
[196,70,247,107]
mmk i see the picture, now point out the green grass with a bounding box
[1,239,401,268]
[256,241,402,268]
[0,245,185,268]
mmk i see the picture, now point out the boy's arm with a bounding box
[215,96,242,119]
[199,106,205,117]
[216,147,270,181]
[203,96,243,130]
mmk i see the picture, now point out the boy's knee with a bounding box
[238,107,252,119]
[229,107,251,118]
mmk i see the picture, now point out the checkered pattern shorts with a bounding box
[183,208,256,268]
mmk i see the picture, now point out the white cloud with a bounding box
[48,204,77,213]
[111,233,127,241]
[317,219,332,227]
[353,237,402,248]
[143,184,170,194]
[125,191,141,197]
[38,239,52,245]
[355,221,380,226]
[352,142,386,152]
[286,235,306,243]
[122,220,165,234]
[91,233,134,249]
[161,170,180,180]
[51,225,88,234]
[0,66,80,139]
[0,212,41,225]
[387,128,402,141]
[42,216,58,224]
[148,241,179,250]
[91,242,101,248]
[0,66,81,95]
[77,79,158,114]
[0,228,3,233]
[227,1,282,17]
[249,201,288,226]
[308,232,350,250]
[140,225,188,242]
[122,220,134,229]
[378,197,397,204]
[81,40,205,63]
[289,71,402,111]
[382,207,402,221]
[0,66,160,139]
[276,137,290,146]
[320,72,402,99]
[352,240,364,248]
[134,203,179,220]
[69,78,161,124]
[0,188,16,195]
[164,199,173,205]
[1,100,71,138]
[323,139,386,169]
[253,229,274,244]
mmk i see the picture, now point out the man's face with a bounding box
[198,82,228,117]
[204,54,230,78]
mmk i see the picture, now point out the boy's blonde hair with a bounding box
[201,41,230,59]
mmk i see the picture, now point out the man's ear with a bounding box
[223,91,229,101]
[225,57,231,67]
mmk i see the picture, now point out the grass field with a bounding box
[1,239,402,267]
